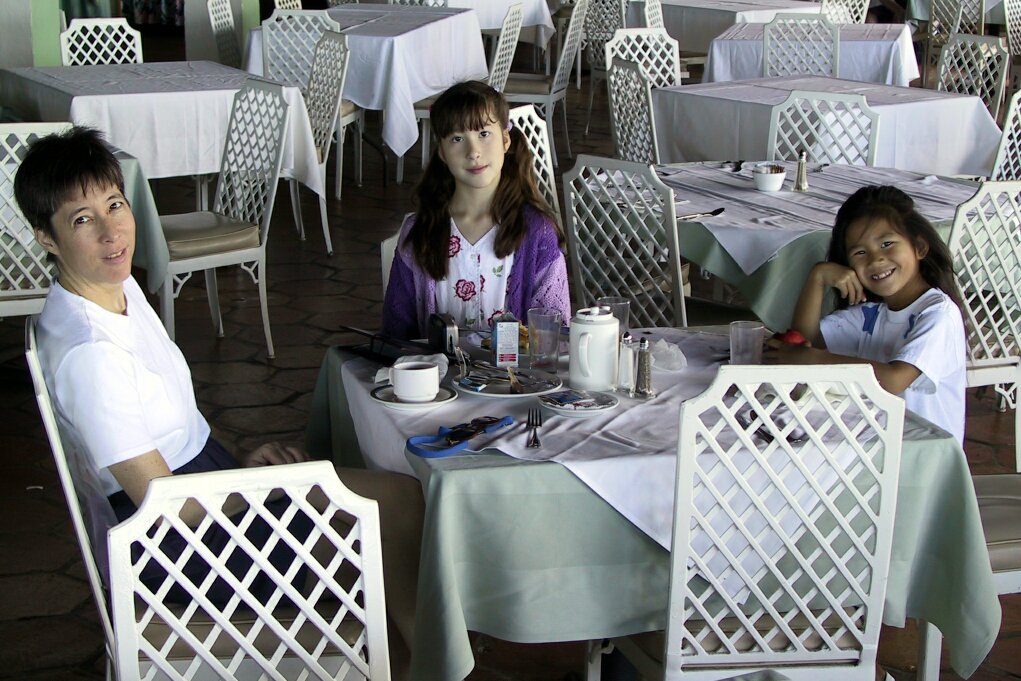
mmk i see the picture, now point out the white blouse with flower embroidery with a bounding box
[435,220,515,330]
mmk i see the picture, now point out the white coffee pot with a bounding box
[569,306,619,391]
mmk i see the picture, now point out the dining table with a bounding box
[358,0,556,45]
[244,5,489,158]
[703,23,919,86]
[0,61,321,198]
[306,329,1000,681]
[649,161,978,331]
[624,0,822,53]
[652,75,1002,177]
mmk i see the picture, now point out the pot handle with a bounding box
[579,332,590,377]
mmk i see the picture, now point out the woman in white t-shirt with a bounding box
[16,127,423,673]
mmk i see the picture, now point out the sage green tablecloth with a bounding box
[306,347,1001,681]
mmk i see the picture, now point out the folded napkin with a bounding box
[651,339,687,371]
[373,353,450,383]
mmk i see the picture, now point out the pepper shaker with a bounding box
[617,332,636,396]
[794,149,809,193]
[634,337,656,398]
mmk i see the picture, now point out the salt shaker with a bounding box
[794,149,809,192]
[634,337,656,398]
[617,332,636,396]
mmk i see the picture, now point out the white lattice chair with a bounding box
[108,461,391,681]
[208,0,242,69]
[551,0,584,88]
[936,33,1010,120]
[589,364,905,681]
[821,0,869,23]
[505,0,591,167]
[1004,0,1021,99]
[276,0,303,8]
[607,58,660,164]
[263,9,340,94]
[404,4,524,180]
[992,91,1021,180]
[644,0,665,28]
[946,182,1021,471]
[605,28,687,88]
[59,17,143,66]
[508,104,561,217]
[922,0,965,87]
[763,14,839,77]
[583,0,627,135]
[767,90,880,166]
[562,154,687,326]
[1,123,71,319]
[157,80,289,358]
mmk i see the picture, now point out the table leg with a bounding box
[916,619,943,681]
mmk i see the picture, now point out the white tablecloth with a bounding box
[245,6,489,156]
[626,0,822,53]
[704,23,919,86]
[0,61,322,195]
[652,76,1001,176]
[360,0,554,44]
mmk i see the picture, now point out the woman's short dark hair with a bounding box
[13,126,125,239]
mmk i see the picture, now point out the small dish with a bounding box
[539,389,619,417]
[753,163,786,192]
[371,385,457,411]
[453,368,562,398]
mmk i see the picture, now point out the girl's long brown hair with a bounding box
[409,81,560,280]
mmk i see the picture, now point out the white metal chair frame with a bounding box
[607,58,660,165]
[644,0,665,28]
[508,104,562,219]
[208,0,242,69]
[563,154,687,327]
[583,0,628,135]
[276,0,303,8]
[766,90,881,167]
[923,0,965,87]
[158,80,289,359]
[505,0,591,167]
[993,91,1021,180]
[936,33,1010,121]
[763,13,840,78]
[109,461,391,681]
[821,0,870,23]
[1,123,71,319]
[59,17,143,66]
[263,9,341,95]
[605,28,686,89]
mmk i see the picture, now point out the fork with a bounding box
[526,408,542,448]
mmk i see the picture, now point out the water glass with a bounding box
[596,296,630,335]
[729,321,764,365]
[528,307,563,372]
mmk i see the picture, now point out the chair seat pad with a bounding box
[340,99,359,117]
[504,75,555,96]
[553,5,573,19]
[974,474,1021,573]
[414,94,438,115]
[161,212,260,260]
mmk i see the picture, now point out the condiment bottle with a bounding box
[617,332,636,396]
[794,149,809,192]
[634,337,655,398]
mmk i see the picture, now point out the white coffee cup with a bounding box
[388,362,440,403]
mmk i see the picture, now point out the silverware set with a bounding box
[525,408,543,448]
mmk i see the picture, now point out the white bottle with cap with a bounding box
[569,306,619,391]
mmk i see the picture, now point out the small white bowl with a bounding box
[753,163,786,192]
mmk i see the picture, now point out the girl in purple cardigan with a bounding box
[382,81,571,340]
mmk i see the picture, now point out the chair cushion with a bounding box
[503,75,555,96]
[553,5,573,19]
[414,94,438,114]
[161,212,260,260]
[974,474,1021,573]
[340,99,359,117]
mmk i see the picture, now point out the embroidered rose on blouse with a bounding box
[455,279,476,301]
[448,236,461,258]
[480,274,486,292]
[487,309,505,327]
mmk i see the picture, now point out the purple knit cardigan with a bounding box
[382,207,572,340]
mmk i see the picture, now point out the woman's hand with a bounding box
[244,442,309,468]
[812,262,866,305]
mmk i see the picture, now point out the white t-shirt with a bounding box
[820,288,966,442]
[37,276,211,496]
[435,220,514,330]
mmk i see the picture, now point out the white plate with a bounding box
[453,369,562,399]
[539,390,620,417]
[370,385,457,411]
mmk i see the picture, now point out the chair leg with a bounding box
[319,195,333,256]
[559,98,572,159]
[289,179,305,240]
[160,278,176,341]
[585,73,600,136]
[204,269,223,338]
[256,259,275,359]
[420,119,431,171]
[396,154,405,184]
[334,126,346,201]
[354,116,363,187]
[917,619,942,681]
[585,640,610,681]
[545,103,560,168]
[575,46,582,89]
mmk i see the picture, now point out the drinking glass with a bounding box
[596,296,630,335]
[527,307,563,372]
[729,321,765,365]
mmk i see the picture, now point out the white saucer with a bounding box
[539,390,619,417]
[371,385,457,411]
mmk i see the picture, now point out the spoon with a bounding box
[677,207,725,221]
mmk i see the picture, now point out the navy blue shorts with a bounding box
[108,437,313,606]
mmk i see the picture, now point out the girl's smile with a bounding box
[845,216,929,310]
[438,117,510,191]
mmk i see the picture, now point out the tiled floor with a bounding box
[1,25,1019,681]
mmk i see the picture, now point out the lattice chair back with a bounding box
[767,90,880,166]
[563,155,686,326]
[208,0,242,69]
[508,105,561,217]
[263,9,342,94]
[552,0,592,95]
[992,91,1021,180]
[584,0,627,72]
[605,28,684,89]
[820,0,869,23]
[644,0,665,28]
[763,13,840,77]
[667,364,904,679]
[276,0,303,8]
[389,0,448,5]
[607,58,660,165]
[1006,0,1021,55]
[108,461,392,680]
[937,33,1010,120]
[25,317,118,673]
[960,0,988,35]
[59,17,143,66]
[213,80,290,245]
[306,31,350,166]
[489,3,525,92]
[1,123,70,318]
[930,0,964,50]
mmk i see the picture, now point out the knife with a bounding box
[677,207,725,221]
